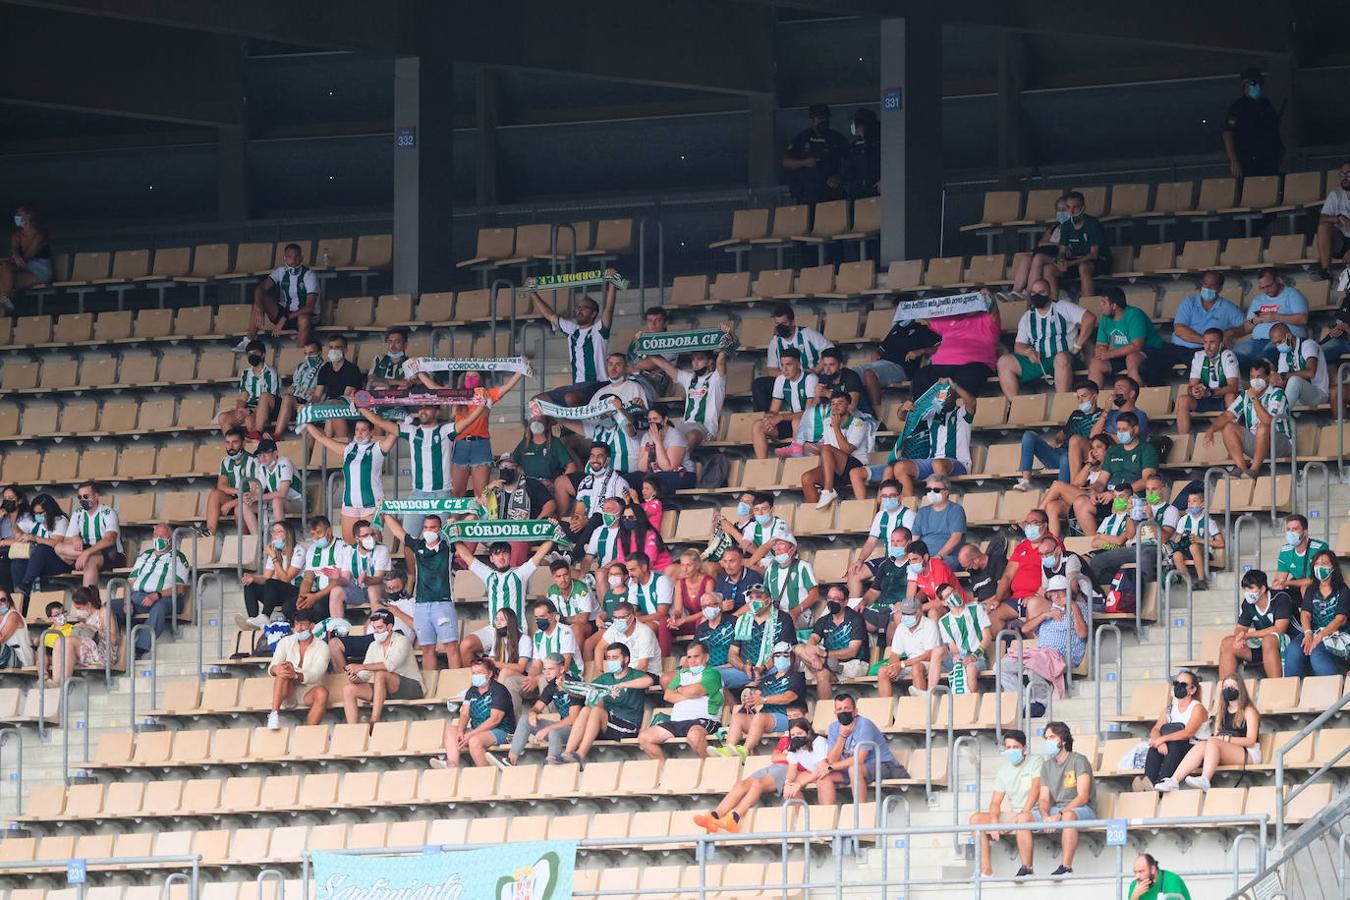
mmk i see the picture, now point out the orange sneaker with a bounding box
[693,812,721,833]
[717,813,741,833]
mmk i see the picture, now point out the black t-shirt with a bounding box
[965,535,1009,604]
[317,361,366,401]
[465,680,516,733]
[879,321,938,366]
[754,668,809,715]
[843,137,881,200]
[812,608,870,658]
[786,127,849,177]
[1223,96,1283,173]
[819,367,873,416]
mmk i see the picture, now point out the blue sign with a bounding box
[314,842,574,900]
[67,859,87,885]
[1106,819,1128,846]
[882,88,902,112]
[396,127,417,149]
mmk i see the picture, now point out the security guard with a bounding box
[1223,67,1283,179]
[843,108,881,200]
[783,103,849,204]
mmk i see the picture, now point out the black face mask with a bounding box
[0,499,14,512]
[495,626,509,637]
[941,398,958,414]
[247,353,264,367]
[499,467,518,484]
[1222,686,1239,703]
[534,616,551,631]
[1172,681,1190,699]
[619,518,637,531]
[1113,394,1127,408]
[836,711,855,726]
[1031,293,1051,309]
[827,601,843,616]
[788,735,812,751]
[774,323,793,338]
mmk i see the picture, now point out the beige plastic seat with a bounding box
[1,360,38,391]
[117,445,157,478]
[54,251,112,287]
[134,308,174,339]
[52,312,94,344]
[13,315,53,345]
[94,310,134,341]
[221,242,275,279]
[457,227,515,268]
[99,397,141,433]
[960,191,1022,230]
[710,208,771,248]
[39,355,78,389]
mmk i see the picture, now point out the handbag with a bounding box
[8,542,30,560]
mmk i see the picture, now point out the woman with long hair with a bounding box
[237,521,303,630]
[667,547,714,637]
[11,493,72,594]
[0,582,31,669]
[1159,673,1260,792]
[0,484,30,597]
[1141,668,1210,791]
[1284,548,1350,677]
[585,561,629,661]
[53,586,119,683]
[616,489,672,571]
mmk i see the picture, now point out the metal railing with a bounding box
[488,277,516,362]
[1269,413,1297,525]
[36,628,67,741]
[923,685,956,799]
[61,675,89,785]
[1232,514,1264,616]
[517,320,552,421]
[992,628,1030,742]
[1273,688,1350,845]
[127,624,158,731]
[0,726,22,817]
[778,798,812,899]
[1298,460,1331,546]
[1202,465,1234,577]
[101,575,129,689]
[1161,568,1193,677]
[1336,361,1350,481]
[950,733,981,847]
[161,871,199,900]
[1093,623,1123,737]
[548,224,578,281]
[194,571,227,681]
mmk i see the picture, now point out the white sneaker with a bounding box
[815,489,838,510]
[325,617,352,637]
[1184,776,1211,791]
[1154,777,1178,793]
[1012,478,1032,492]
[908,686,930,698]
[232,338,251,353]
[266,711,280,731]
[429,756,449,770]
[235,613,266,632]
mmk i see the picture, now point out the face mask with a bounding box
[1031,293,1052,310]
[925,490,942,504]
[1250,378,1267,392]
[620,518,637,531]
[1022,523,1041,542]
[590,463,606,474]
[13,216,23,227]
[754,513,772,526]
[1113,394,1127,408]
[1222,686,1240,703]
[748,600,764,615]
[295,630,312,641]
[34,513,45,525]
[607,574,623,588]
[1245,83,1261,100]
[52,614,66,626]
[1,498,15,512]
[499,467,518,484]
[827,601,843,616]
[1004,748,1024,765]
[1276,343,1291,355]
[1315,565,1334,581]
[773,552,791,566]
[1043,738,1060,756]
[327,349,343,363]
[1115,430,1133,445]
[836,711,855,726]
[493,624,510,637]
[422,530,440,545]
[907,562,922,577]
[774,323,793,338]
[1242,589,1260,604]
[307,354,321,366]
[687,664,705,675]
[271,538,286,550]
[1112,498,1129,512]
[535,616,551,631]
[1286,530,1300,546]
[1145,492,1162,505]
[1188,505,1204,516]
[702,607,719,622]
[1078,400,1095,414]
[1199,287,1217,301]
[312,537,328,550]
[79,497,95,510]
[360,536,376,551]
[0,604,8,617]
[604,660,623,674]
[463,375,481,389]
[874,494,902,513]
[247,353,264,367]
[1041,555,1058,570]
[612,616,631,631]
[773,656,791,673]
[1054,210,1070,225]
[887,544,906,559]
[789,734,812,751]
[470,673,488,688]
[527,420,548,437]
[734,501,752,518]
[900,614,918,628]
[371,630,391,644]
[1172,681,1190,699]
[154,537,170,552]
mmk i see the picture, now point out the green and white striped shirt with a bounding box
[744,515,791,549]
[19,514,68,539]
[532,626,580,676]
[928,403,973,468]
[342,440,386,508]
[676,369,726,433]
[238,365,279,406]
[547,579,594,618]
[129,548,190,593]
[584,524,620,565]
[290,356,323,399]
[304,539,347,591]
[771,373,818,413]
[1190,349,1238,391]
[937,604,990,657]
[1176,512,1220,540]
[219,451,257,492]
[1228,387,1292,438]
[253,456,300,501]
[339,543,391,582]
[368,353,404,383]
[470,559,537,624]
[398,419,458,492]
[558,319,610,383]
[763,559,816,613]
[270,264,318,312]
[588,420,639,472]
[627,573,674,615]
[1098,512,1130,537]
[64,505,123,554]
[1016,301,1086,360]
[768,326,831,370]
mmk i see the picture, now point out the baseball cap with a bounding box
[808,103,830,118]
[771,641,794,656]
[746,583,769,597]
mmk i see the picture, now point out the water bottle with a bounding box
[323,250,331,268]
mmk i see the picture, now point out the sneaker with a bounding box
[232,338,252,353]
[545,755,564,766]
[246,430,263,442]
[1131,776,1153,793]
[562,751,584,769]
[693,812,721,834]
[1015,866,1033,878]
[235,613,264,632]
[908,686,930,698]
[194,523,212,538]
[1154,777,1179,792]
[485,753,511,771]
[775,442,803,458]
[1012,478,1032,492]
[1184,775,1211,791]
[1192,580,1209,592]
[815,489,838,510]
[717,813,741,834]
[1310,266,1331,282]
[429,756,449,769]
[1051,865,1073,876]
[266,711,280,731]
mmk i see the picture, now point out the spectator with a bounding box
[562,641,655,767]
[1272,514,1329,594]
[1021,575,1088,670]
[958,537,1019,634]
[718,644,807,758]
[845,480,914,572]
[751,305,833,412]
[418,368,524,499]
[713,545,764,613]
[296,515,348,624]
[668,549,714,638]
[909,303,1001,398]
[515,652,582,766]
[240,242,318,351]
[1015,378,1103,491]
[636,404,695,492]
[111,523,189,659]
[555,354,647,477]
[1268,321,1329,409]
[307,417,397,545]
[1223,67,1282,180]
[857,318,938,412]
[722,584,798,691]
[996,280,1095,401]
[463,607,532,705]
[1127,852,1191,900]
[0,485,28,599]
[989,512,1053,623]
[1091,375,1151,442]
[726,492,793,565]
[218,339,279,438]
[203,427,257,537]
[876,595,945,698]
[55,481,124,592]
[905,539,966,619]
[813,692,905,804]
[10,493,71,596]
[797,585,868,700]
[1043,435,1116,538]
[695,590,737,668]
[265,606,330,729]
[530,273,619,406]
[696,716,831,834]
[842,108,880,200]
[1285,548,1350,676]
[273,338,323,436]
[248,438,302,533]
[1160,675,1261,792]
[1169,488,1224,591]
[639,640,723,760]
[0,588,31,670]
[639,326,732,451]
[1035,721,1095,876]
[547,558,596,650]
[595,600,662,677]
[49,587,118,683]
[624,551,676,656]
[38,598,73,681]
[802,388,873,508]
[0,206,52,314]
[1087,474,1176,587]
[890,377,976,497]
[1001,198,1067,302]
[911,475,965,569]
[1043,191,1110,298]
[753,349,818,459]
[1073,412,1156,535]
[560,442,629,517]
[434,657,515,768]
[815,348,871,415]
[380,513,460,670]
[586,560,630,650]
[1220,569,1294,679]
[338,609,423,725]
[333,518,389,611]
[1313,162,1350,282]
[1233,270,1309,366]
[1200,362,1291,479]
[238,522,304,631]
[367,326,414,390]
[456,538,550,649]
[515,415,578,490]
[936,582,992,692]
[314,335,366,439]
[1088,288,1161,388]
[625,306,674,401]
[847,526,912,645]
[782,103,848,204]
[579,495,624,572]
[1142,669,1210,791]
[1174,328,1241,435]
[361,405,471,535]
[528,599,581,681]
[970,729,1042,878]
[757,534,820,625]
[1147,272,1246,380]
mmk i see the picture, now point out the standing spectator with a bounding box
[338,609,423,725]
[814,693,905,804]
[1127,853,1191,900]
[10,493,71,596]
[240,242,318,351]
[1232,270,1309,366]
[237,521,304,630]
[1200,363,1291,479]
[909,304,1001,398]
[797,585,868,700]
[782,104,848,204]
[1268,322,1329,408]
[1001,198,1066,302]
[640,336,731,451]
[362,406,471,535]
[1044,191,1110,298]
[1223,67,1282,180]
[1142,669,1210,791]
[514,653,582,766]
[265,606,330,729]
[55,482,124,592]
[1271,514,1329,594]
[638,640,723,760]
[970,730,1042,878]
[381,514,460,670]
[713,545,763,613]
[1284,548,1350,677]
[636,404,695,492]
[752,349,818,459]
[1313,162,1350,281]
[876,595,945,698]
[248,438,302,534]
[307,416,397,545]
[416,367,523,499]
[514,415,578,491]
[111,523,189,659]
[1160,676,1261,792]
[996,280,1095,401]
[751,305,833,412]
[625,306,673,401]
[1015,378,1103,490]
[696,716,831,834]
[367,327,414,390]
[273,339,323,437]
[1146,272,1246,380]
[842,108,880,200]
[757,535,819,625]
[0,206,52,314]
[530,273,619,406]
[217,339,279,438]
[455,537,550,644]
[203,427,256,537]
[911,475,965,569]
[554,355,647,477]
[1088,288,1161,388]
[434,657,515,768]
[562,641,655,767]
[1035,722,1095,876]
[314,335,366,439]
[802,388,873,508]
[1173,329,1241,435]
[890,378,976,497]
[1219,569,1294,679]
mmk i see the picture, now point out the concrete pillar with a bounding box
[996,31,1025,187]
[748,92,778,190]
[393,54,456,297]
[878,14,944,263]
[476,65,500,208]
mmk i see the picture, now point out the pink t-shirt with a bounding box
[928,312,1000,369]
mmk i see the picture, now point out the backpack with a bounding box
[697,452,730,489]
[1102,569,1136,614]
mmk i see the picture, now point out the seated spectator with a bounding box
[1146,271,1246,383]
[694,590,737,666]
[1021,575,1088,671]
[970,729,1042,878]
[1232,270,1309,366]
[464,607,532,713]
[802,387,874,508]
[1073,412,1156,536]
[718,643,807,756]
[315,335,366,439]
[0,206,52,314]
[515,414,578,492]
[38,598,73,681]
[547,558,596,650]
[638,640,723,760]
[1043,435,1116,538]
[1272,514,1329,594]
[241,242,317,351]
[338,609,423,725]
[515,653,582,766]
[1015,378,1103,490]
[555,354,648,477]
[1169,488,1224,591]
[1001,197,1067,302]
[636,404,695,492]
[1159,675,1260,792]
[905,539,965,619]
[624,551,676,656]
[713,545,764,613]
[1127,852,1190,900]
[587,560,630,650]
[798,585,869,700]
[721,584,798,691]
[756,534,819,625]
[1313,162,1350,282]
[1044,190,1109,299]
[889,378,976,497]
[846,480,915,570]
[667,549,713,636]
[1091,375,1151,442]
[1220,569,1294,679]
[0,485,28,598]
[558,442,629,516]
[529,271,620,406]
[911,476,965,569]
[273,338,324,436]
[753,349,819,459]
[638,325,732,450]
[958,537,1019,634]
[1284,548,1350,677]
[249,438,302,532]
[908,302,1001,398]
[10,493,71,596]
[751,304,834,412]
[726,492,793,565]
[1088,288,1160,388]
[1200,362,1291,478]
[1087,474,1176,587]
[1038,532,1094,607]
[218,339,279,438]
[815,347,871,415]
[1085,485,1137,554]
[111,523,189,659]
[696,716,830,834]
[1174,329,1241,435]
[306,417,398,545]
[1035,721,1095,876]
[579,496,624,573]
[381,513,460,671]
[594,600,662,677]
[265,606,330,729]
[0,587,31,670]
[815,692,906,804]
[857,318,938,413]
[56,481,125,592]
[238,522,304,632]
[1142,669,1209,791]
[51,587,119,684]
[204,427,257,537]
[296,516,349,625]
[367,326,414,390]
[529,600,580,682]
[876,595,945,698]
[996,280,1095,401]
[562,641,655,767]
[936,582,992,692]
[434,657,515,768]
[847,526,912,644]
[1268,322,1329,409]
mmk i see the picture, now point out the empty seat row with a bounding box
[457,219,633,272]
[708,199,880,257]
[0,440,230,487]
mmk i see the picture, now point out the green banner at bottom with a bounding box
[313,841,575,900]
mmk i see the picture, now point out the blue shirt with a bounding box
[1246,286,1308,341]
[1173,294,1246,349]
[714,569,763,612]
[826,715,897,777]
[1104,408,1150,442]
[913,502,966,565]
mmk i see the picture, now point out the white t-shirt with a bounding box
[767,326,832,370]
[263,544,307,584]
[1321,186,1350,238]
[1276,336,1329,393]
[869,507,916,542]
[676,369,726,434]
[470,624,533,662]
[269,265,320,312]
[770,373,819,414]
[65,504,123,554]
[819,414,874,464]
[639,426,689,472]
[787,735,831,772]
[603,619,663,675]
[1188,349,1240,391]
[890,616,942,660]
[385,595,416,639]
[575,467,629,514]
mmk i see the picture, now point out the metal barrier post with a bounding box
[167,526,199,640]
[1093,624,1123,737]
[0,726,23,817]
[1270,413,1297,525]
[36,628,67,741]
[548,224,578,281]
[194,571,226,680]
[101,576,131,689]
[880,793,911,891]
[950,734,981,850]
[993,628,1028,740]
[128,624,158,731]
[255,869,286,900]
[324,470,342,525]
[234,495,245,584]
[300,429,311,525]
[1203,466,1234,575]
[1274,689,1350,845]
[925,686,956,798]
[1230,832,1261,894]
[1232,514,1263,617]
[1298,461,1331,546]
[1162,569,1192,676]
[517,321,551,422]
[849,738,886,833]
[62,675,89,784]
[778,798,810,900]
[1337,362,1350,481]
[487,277,516,364]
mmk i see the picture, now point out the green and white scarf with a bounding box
[402,356,533,379]
[441,518,571,546]
[627,328,736,362]
[294,401,398,429]
[530,397,623,422]
[525,269,627,291]
[733,607,780,667]
[371,497,482,529]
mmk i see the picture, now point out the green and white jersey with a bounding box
[547,579,595,618]
[671,666,724,721]
[676,369,726,434]
[341,440,386,509]
[368,353,405,384]
[128,548,190,593]
[767,326,831,370]
[584,523,621,566]
[627,572,674,615]
[253,456,301,501]
[470,559,537,625]
[219,450,257,492]
[557,318,610,383]
[744,515,792,549]
[763,558,816,613]
[928,401,973,468]
[1227,386,1291,438]
[821,413,874,464]
[771,372,818,413]
[531,625,580,676]
[268,264,319,312]
[799,402,829,443]
[264,543,307,587]
[869,506,916,542]
[1189,349,1239,391]
[238,365,279,407]
[398,418,458,492]
[1015,300,1086,359]
[1276,337,1329,393]
[937,603,991,657]
[338,542,391,584]
[1098,512,1130,537]
[587,419,640,472]
[64,504,122,554]
[1175,511,1220,540]
[290,355,323,400]
[303,539,348,591]
[17,514,68,540]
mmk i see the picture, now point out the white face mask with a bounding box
[772,552,791,566]
[1250,378,1267,392]
[422,530,441,545]
[608,574,624,588]
[360,536,376,551]
[925,490,942,504]
[327,349,343,363]
[529,421,546,435]
[371,629,391,644]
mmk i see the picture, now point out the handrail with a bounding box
[324,470,343,526]
[102,575,130,689]
[61,675,89,785]
[1093,623,1123,737]
[256,493,270,573]
[777,797,810,900]
[517,320,551,423]
[234,496,245,584]
[162,870,200,900]
[849,737,885,831]
[1341,830,1349,899]
[487,277,516,369]
[255,868,287,900]
[1274,687,1350,844]
[548,223,578,281]
[128,624,158,731]
[880,792,911,889]
[1161,568,1193,677]
[1336,361,1350,481]
[1202,465,1233,576]
[1298,461,1331,546]
[170,526,200,639]
[1232,514,1263,617]
[950,734,981,848]
[300,429,312,525]
[195,571,226,681]
[0,726,22,817]
[992,627,1028,742]
[1269,413,1297,525]
[1230,832,1262,894]
[36,628,67,741]
[924,685,956,798]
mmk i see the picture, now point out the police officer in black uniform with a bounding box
[1223,67,1283,179]
[783,104,849,205]
[843,108,881,200]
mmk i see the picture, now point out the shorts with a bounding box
[1032,244,1060,259]
[1060,256,1109,278]
[385,672,426,701]
[911,459,969,478]
[469,624,496,652]
[1238,429,1293,458]
[86,548,126,570]
[598,715,641,741]
[867,463,890,483]
[336,634,375,659]
[861,606,893,633]
[279,680,325,709]
[751,762,791,794]
[413,601,459,645]
[1193,396,1225,413]
[451,436,492,467]
[1016,353,1057,383]
[1247,744,1262,764]
[764,711,790,733]
[842,759,906,785]
[1033,804,1096,823]
[662,717,721,738]
[341,505,378,521]
[476,726,509,746]
[856,359,907,387]
[841,456,865,475]
[26,258,53,283]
